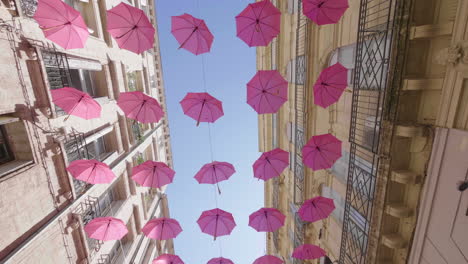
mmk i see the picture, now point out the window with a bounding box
[126,71,144,92]
[272,113,278,148]
[331,150,350,184]
[287,0,299,14]
[286,56,306,84]
[322,185,345,223]
[64,0,99,37]
[329,44,356,87]
[0,118,34,177]
[0,126,14,165]
[70,69,96,96]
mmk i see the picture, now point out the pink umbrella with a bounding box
[51,87,101,120]
[292,244,327,260]
[313,63,348,108]
[253,255,284,264]
[248,208,285,232]
[171,13,214,55]
[34,0,89,49]
[303,0,349,25]
[236,0,281,47]
[84,217,128,241]
[132,161,175,188]
[207,257,234,264]
[66,159,115,184]
[117,91,164,124]
[302,133,342,170]
[142,217,182,240]
[253,148,289,181]
[197,208,236,240]
[153,254,185,264]
[180,92,224,126]
[194,161,236,194]
[247,70,288,114]
[107,2,155,54]
[299,196,335,222]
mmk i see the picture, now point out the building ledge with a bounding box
[385,203,414,218]
[390,170,421,185]
[382,233,407,249]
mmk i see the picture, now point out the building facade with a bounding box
[0,0,175,263]
[260,0,468,263]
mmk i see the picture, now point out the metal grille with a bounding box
[272,177,280,251]
[293,211,304,264]
[42,50,71,115]
[65,132,91,196]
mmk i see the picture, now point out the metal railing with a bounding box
[64,131,92,196]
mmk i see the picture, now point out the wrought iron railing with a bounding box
[65,131,92,196]
[293,212,304,264]
[42,49,71,116]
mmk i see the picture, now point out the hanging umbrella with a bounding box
[253,148,289,181]
[180,92,224,126]
[153,254,185,264]
[131,161,175,188]
[299,196,335,222]
[34,0,89,49]
[142,217,182,240]
[253,255,284,264]
[247,70,288,114]
[197,208,236,240]
[171,13,214,55]
[248,208,285,232]
[66,159,115,184]
[194,161,236,194]
[117,91,164,124]
[236,0,281,47]
[303,0,349,25]
[302,133,342,170]
[313,63,348,108]
[84,217,128,241]
[207,257,234,264]
[107,2,155,54]
[292,244,327,260]
[51,87,101,120]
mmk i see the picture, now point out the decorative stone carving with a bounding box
[435,42,468,66]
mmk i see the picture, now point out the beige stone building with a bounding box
[0,0,175,263]
[260,0,468,263]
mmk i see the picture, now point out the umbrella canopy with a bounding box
[195,161,235,194]
[180,92,224,126]
[299,196,335,222]
[34,0,89,49]
[51,87,101,120]
[313,63,348,108]
[107,2,155,54]
[117,91,164,124]
[302,133,342,170]
[84,217,128,241]
[171,13,214,55]
[132,161,175,188]
[253,148,289,181]
[249,208,285,232]
[253,255,284,264]
[247,70,288,114]
[153,254,185,264]
[303,0,349,25]
[66,159,115,184]
[292,244,327,260]
[142,217,182,240]
[207,257,234,264]
[236,0,281,47]
[197,208,236,240]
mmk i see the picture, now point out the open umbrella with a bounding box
[84,217,128,241]
[253,148,289,181]
[142,217,182,240]
[132,161,175,188]
[107,2,155,54]
[197,208,236,240]
[249,208,285,232]
[117,91,164,124]
[236,0,281,47]
[302,133,342,170]
[299,196,335,222]
[313,63,348,108]
[51,87,101,120]
[34,0,89,49]
[303,0,349,25]
[194,161,236,194]
[180,92,224,126]
[247,70,288,114]
[292,244,327,260]
[253,255,284,264]
[171,13,214,55]
[66,159,115,184]
[153,254,184,264]
[207,257,234,264]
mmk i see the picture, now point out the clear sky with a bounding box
[155,0,265,263]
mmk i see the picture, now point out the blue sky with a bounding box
[155,0,265,263]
